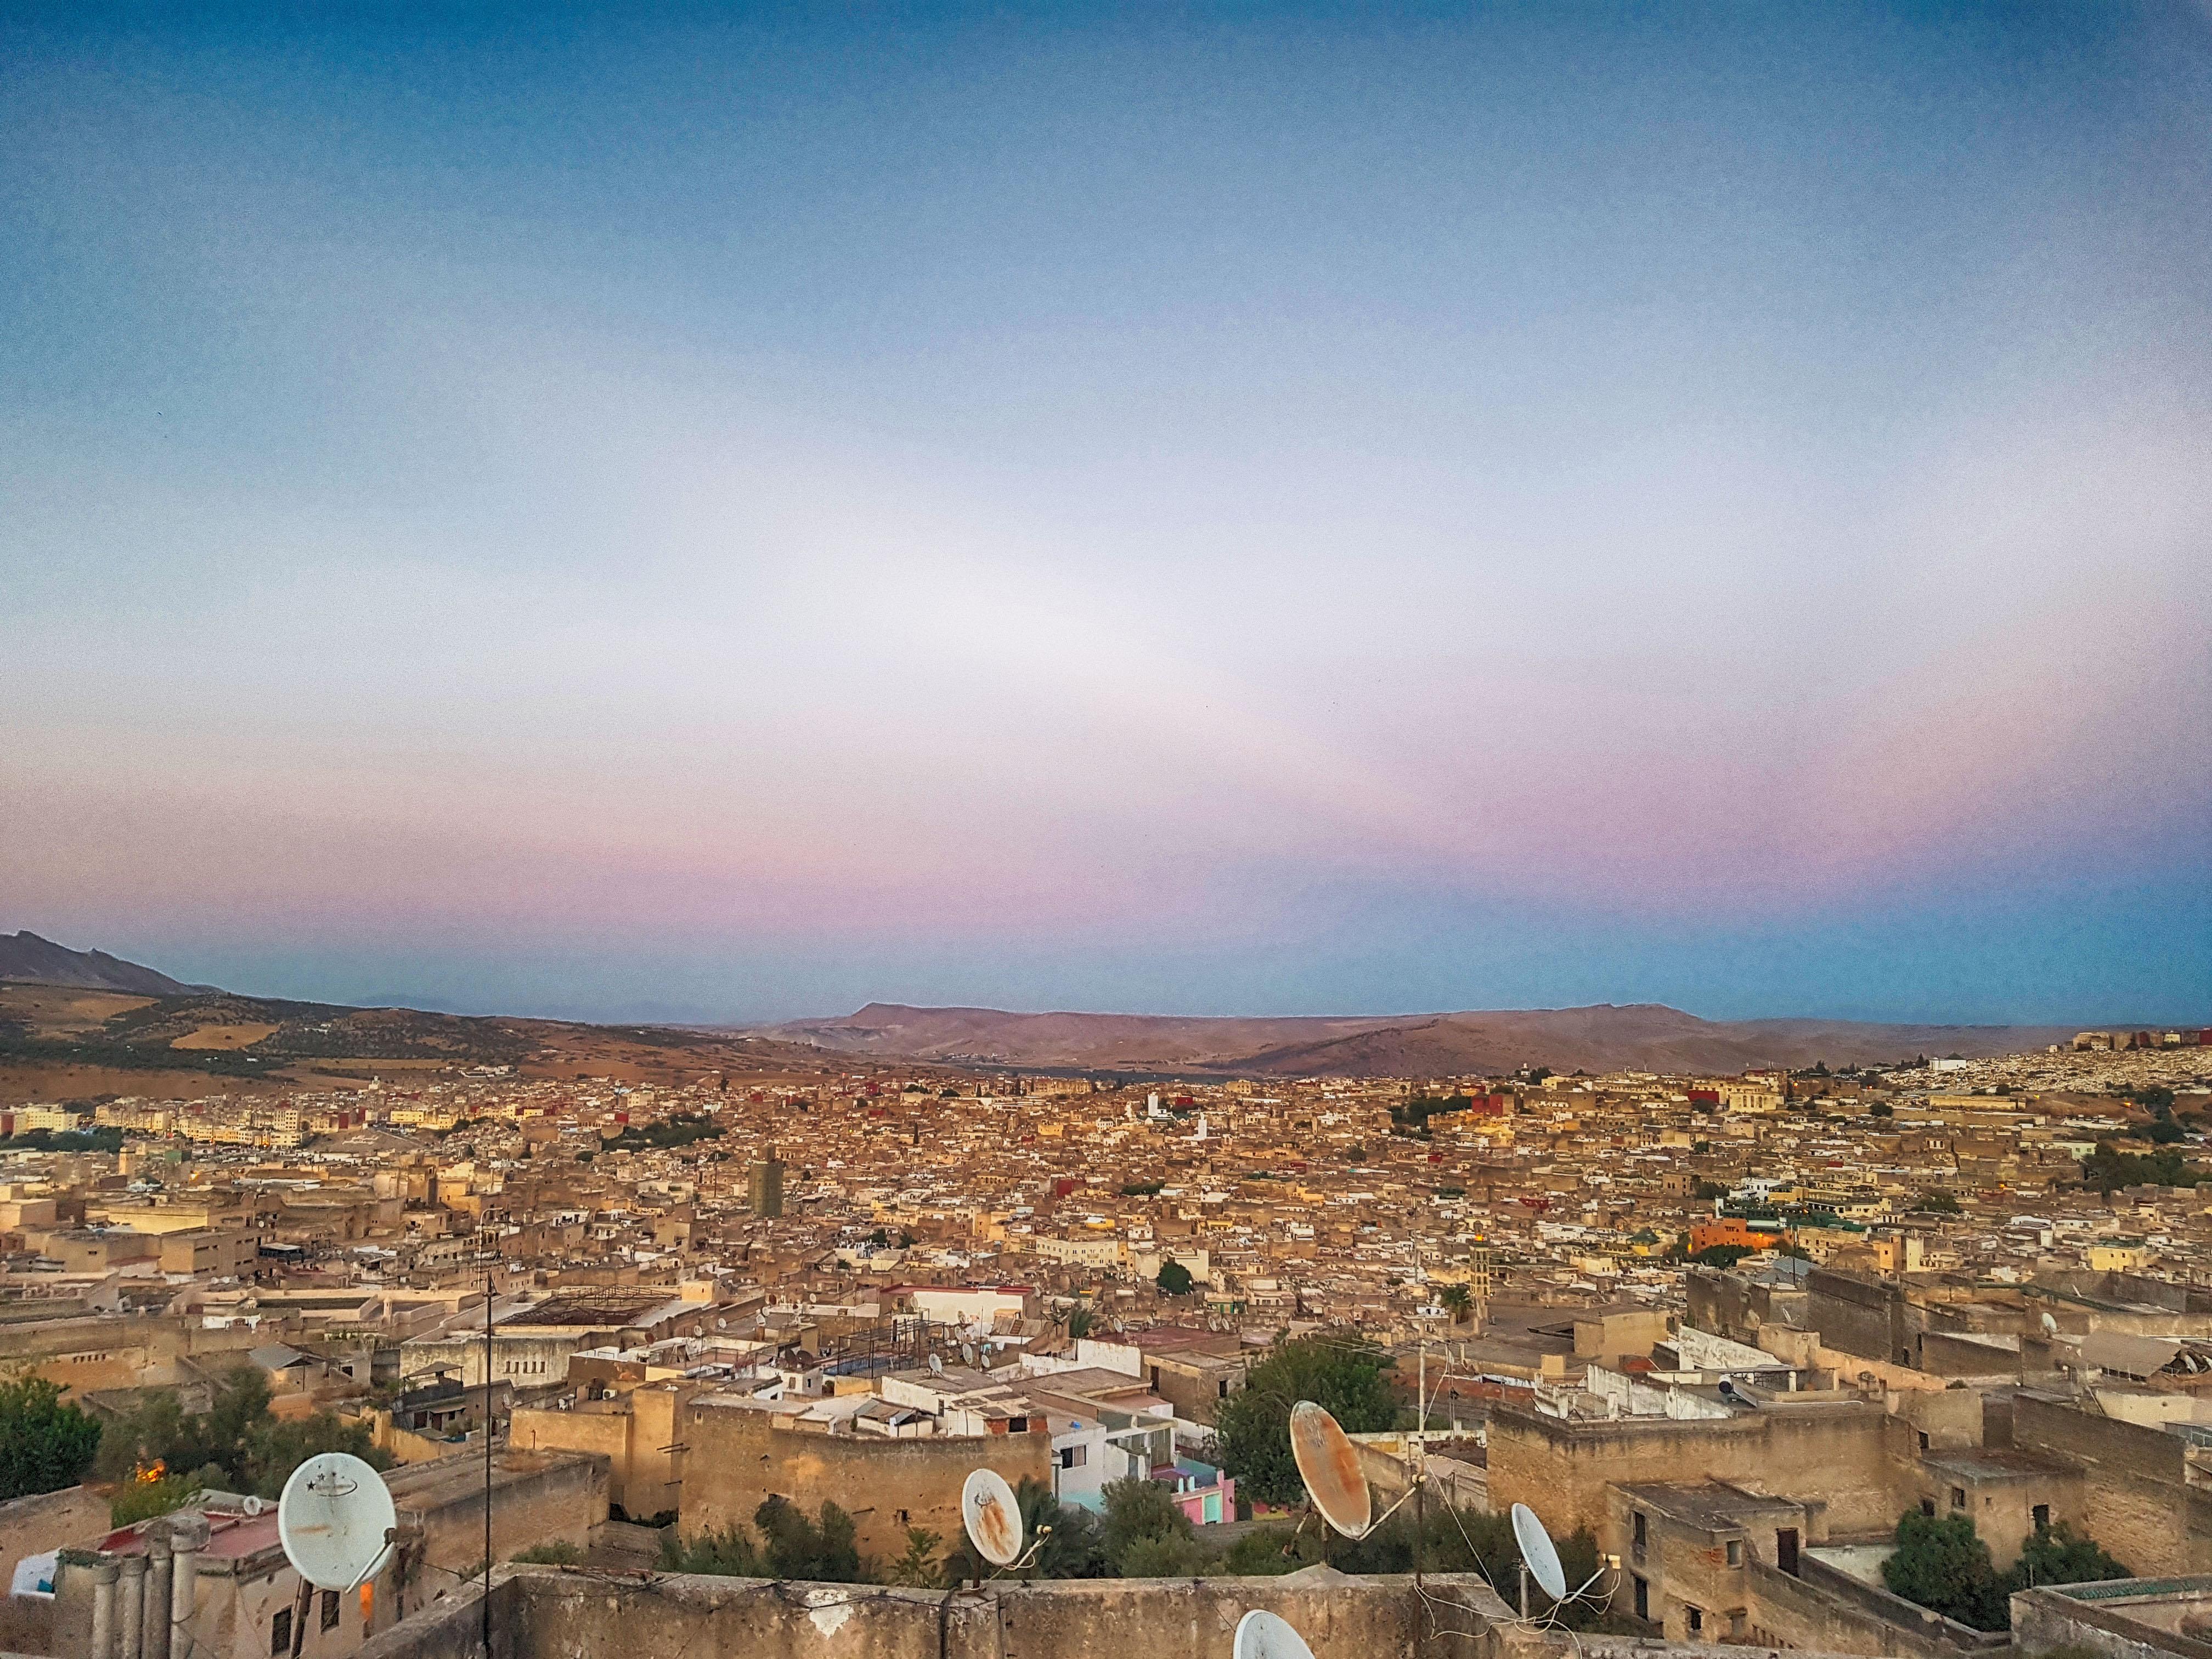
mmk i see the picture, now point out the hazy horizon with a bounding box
[7,5,2209,1025]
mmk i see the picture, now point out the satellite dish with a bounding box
[241,1496,266,1517]
[929,1353,945,1375]
[1233,1611,1316,1659]
[2040,1311,2058,1336]
[278,1453,397,1592]
[961,1469,1023,1567]
[962,1343,976,1365]
[1289,1401,1372,1538]
[1512,1502,1567,1601]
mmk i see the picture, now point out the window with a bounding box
[2033,1504,2050,1531]
[1060,1444,1088,1470]
[1632,1511,1647,1556]
[1921,1498,1937,1517]
[320,1592,340,1632]
[1917,1431,1929,1451]
[1950,1487,1967,1511]
[1725,1539,1742,1567]
[1776,1528,1799,1576]
[1220,1380,1231,1398]
[271,1609,292,1656]
[1686,1606,1703,1637]
[1633,1576,1649,1622]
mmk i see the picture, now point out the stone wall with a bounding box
[403,1565,1531,1659]
[2011,1395,2212,1577]
[0,1483,109,1649]
[1744,1556,2007,1659]
[679,1401,1048,1561]
[388,1450,608,1577]
[2013,1583,2212,1659]
[1487,1402,1898,1549]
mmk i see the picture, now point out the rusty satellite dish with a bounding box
[1233,1611,1316,1659]
[962,1468,1024,1567]
[1289,1400,1371,1538]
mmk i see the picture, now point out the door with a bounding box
[1777,1528,1799,1576]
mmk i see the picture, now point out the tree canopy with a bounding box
[1882,1511,2131,1630]
[1155,1260,1195,1296]
[94,1364,388,1502]
[0,1370,101,1502]
[1211,1333,1396,1508]
[1882,1511,2008,1630]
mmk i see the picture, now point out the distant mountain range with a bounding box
[0,930,2095,1078]
[768,1001,2080,1076]
[0,931,215,996]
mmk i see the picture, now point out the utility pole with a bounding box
[482,1261,493,1659]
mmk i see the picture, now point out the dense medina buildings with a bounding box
[4,1037,2212,1659]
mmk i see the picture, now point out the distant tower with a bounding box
[748,1154,785,1220]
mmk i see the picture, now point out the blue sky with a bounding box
[4,3,2208,1023]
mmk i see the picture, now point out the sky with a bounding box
[4,3,2209,1026]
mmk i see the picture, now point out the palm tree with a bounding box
[1438,1283,1474,1325]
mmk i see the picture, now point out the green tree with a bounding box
[511,1541,584,1565]
[754,1495,865,1582]
[242,1412,386,1498]
[1881,1510,2008,1630]
[885,1526,944,1587]
[2083,1142,2203,1193]
[1689,1244,1753,1268]
[1868,1100,1893,1118]
[1691,1180,1731,1201]
[91,1365,387,1498]
[1156,1261,1195,1296]
[110,1472,214,1527]
[1217,1527,1302,1576]
[0,1370,101,1502]
[1101,1476,1194,1573]
[1438,1284,1473,1324]
[2143,1117,2186,1145]
[1915,1189,1963,1215]
[1065,1305,1094,1340]
[1116,1533,1211,1577]
[1211,1333,1396,1508]
[2006,1521,2128,1590]
[659,1523,764,1576]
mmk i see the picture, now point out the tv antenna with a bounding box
[278,1453,398,1592]
[960,1469,1051,1575]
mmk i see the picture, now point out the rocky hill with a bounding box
[0,930,215,996]
[771,1001,2077,1076]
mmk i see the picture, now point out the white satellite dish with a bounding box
[1233,1611,1316,1659]
[961,1469,1023,1567]
[1511,1502,1567,1601]
[278,1453,397,1592]
[1289,1401,1371,1538]
[929,1353,945,1375]
[2040,1311,2058,1336]
[962,1343,976,1365]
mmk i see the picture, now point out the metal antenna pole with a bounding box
[483,1261,493,1659]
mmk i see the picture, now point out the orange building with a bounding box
[1688,1216,1787,1254]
